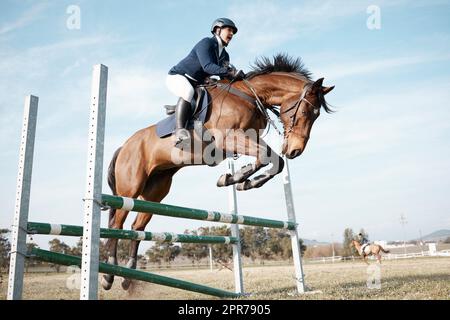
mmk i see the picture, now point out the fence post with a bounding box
[7,95,39,300]
[228,159,244,294]
[282,157,306,294]
[80,64,108,300]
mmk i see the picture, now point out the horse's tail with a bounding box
[380,246,390,253]
[107,147,122,227]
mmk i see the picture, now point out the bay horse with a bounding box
[351,240,390,264]
[102,54,335,290]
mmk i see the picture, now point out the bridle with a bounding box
[207,78,319,138]
[280,84,318,134]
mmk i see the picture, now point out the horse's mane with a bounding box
[246,53,313,81]
[245,53,333,114]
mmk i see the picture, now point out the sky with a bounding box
[1,0,450,253]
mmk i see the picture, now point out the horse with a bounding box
[101,54,335,290]
[351,240,390,264]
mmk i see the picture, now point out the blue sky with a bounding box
[1,0,450,252]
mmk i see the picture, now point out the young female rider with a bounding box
[166,18,245,146]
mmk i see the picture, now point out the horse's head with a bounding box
[280,78,334,159]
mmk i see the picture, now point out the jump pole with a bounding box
[7,95,39,300]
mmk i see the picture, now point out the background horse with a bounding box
[102,54,335,290]
[351,240,390,264]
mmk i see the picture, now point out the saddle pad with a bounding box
[156,89,210,138]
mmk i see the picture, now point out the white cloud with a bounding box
[314,53,450,81]
[0,2,48,35]
[107,66,170,119]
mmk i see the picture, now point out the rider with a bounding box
[166,18,246,146]
[358,233,369,245]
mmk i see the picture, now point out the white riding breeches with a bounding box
[166,74,195,102]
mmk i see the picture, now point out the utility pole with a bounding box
[400,213,408,255]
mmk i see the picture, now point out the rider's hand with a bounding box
[226,67,246,81]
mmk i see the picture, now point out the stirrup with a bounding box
[174,129,191,149]
[164,105,176,115]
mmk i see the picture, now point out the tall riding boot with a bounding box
[174,97,192,146]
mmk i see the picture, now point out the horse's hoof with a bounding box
[217,173,232,187]
[121,278,132,290]
[236,180,252,191]
[101,275,113,290]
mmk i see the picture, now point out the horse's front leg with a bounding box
[236,146,284,191]
[216,129,268,187]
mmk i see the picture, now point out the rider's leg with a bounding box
[166,74,195,143]
[174,97,192,141]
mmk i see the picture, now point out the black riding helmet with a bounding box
[211,18,238,34]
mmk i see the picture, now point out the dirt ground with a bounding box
[1,257,449,300]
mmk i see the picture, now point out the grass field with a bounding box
[1,257,449,300]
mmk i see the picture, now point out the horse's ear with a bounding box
[312,78,324,88]
[322,85,335,95]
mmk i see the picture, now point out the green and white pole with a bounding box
[101,194,296,230]
[27,222,238,244]
[32,248,239,298]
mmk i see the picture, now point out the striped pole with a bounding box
[31,248,239,298]
[27,222,238,244]
[102,194,296,230]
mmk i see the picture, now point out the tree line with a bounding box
[0,226,307,271]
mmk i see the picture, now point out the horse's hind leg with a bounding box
[101,170,147,290]
[376,254,382,264]
[121,168,178,290]
[101,208,130,290]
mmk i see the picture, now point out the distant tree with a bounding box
[146,245,163,266]
[25,242,40,272]
[70,237,108,262]
[198,226,233,262]
[266,229,307,259]
[444,237,450,244]
[342,228,356,257]
[181,231,209,266]
[146,242,180,266]
[48,238,71,272]
[240,226,268,261]
[0,229,11,271]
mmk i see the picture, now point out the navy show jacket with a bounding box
[169,36,230,84]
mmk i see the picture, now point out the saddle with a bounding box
[164,87,207,116]
[156,87,209,139]
[361,243,370,255]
